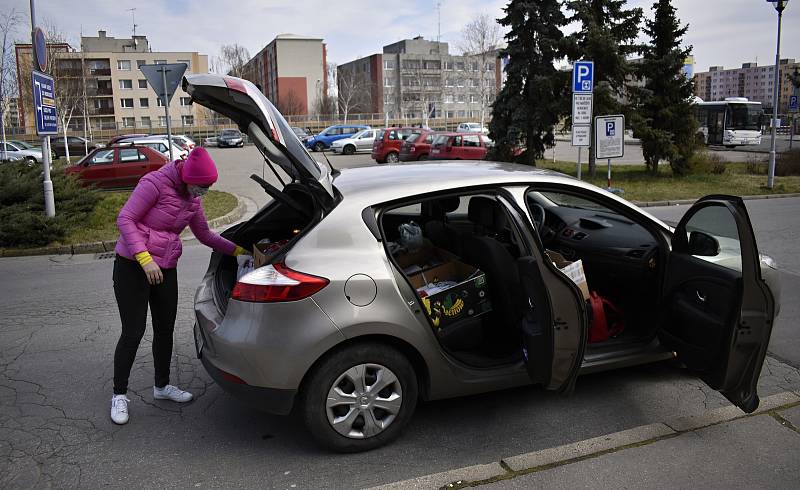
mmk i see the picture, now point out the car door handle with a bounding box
[696,290,707,303]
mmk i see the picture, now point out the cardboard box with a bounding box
[394,241,459,273]
[407,259,492,330]
[253,240,289,268]
[547,250,590,300]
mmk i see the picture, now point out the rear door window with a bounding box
[89,149,115,165]
[452,136,463,146]
[463,135,480,147]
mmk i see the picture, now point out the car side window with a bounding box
[389,130,398,140]
[68,137,83,144]
[326,128,341,136]
[425,134,434,144]
[119,149,144,162]
[452,136,462,146]
[463,135,480,147]
[89,149,115,165]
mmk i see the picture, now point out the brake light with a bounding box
[231,263,329,303]
[224,77,248,94]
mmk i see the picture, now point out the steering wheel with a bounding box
[530,203,546,230]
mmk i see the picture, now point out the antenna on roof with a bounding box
[127,8,137,42]
[437,1,441,46]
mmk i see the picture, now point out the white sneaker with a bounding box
[110,395,130,425]
[153,384,193,403]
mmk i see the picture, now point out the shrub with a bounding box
[687,151,726,175]
[709,154,727,175]
[775,149,800,177]
[0,163,100,248]
[745,155,768,175]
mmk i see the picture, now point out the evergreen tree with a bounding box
[631,0,697,175]
[567,0,643,176]
[489,0,571,166]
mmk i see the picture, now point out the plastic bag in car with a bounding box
[398,221,423,252]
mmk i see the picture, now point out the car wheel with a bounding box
[300,342,418,453]
[386,152,399,163]
[314,142,325,152]
[418,154,428,161]
[343,144,356,156]
[24,156,37,166]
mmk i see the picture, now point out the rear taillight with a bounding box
[231,263,328,303]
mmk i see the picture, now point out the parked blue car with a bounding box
[304,124,371,151]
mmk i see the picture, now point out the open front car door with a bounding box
[659,195,776,412]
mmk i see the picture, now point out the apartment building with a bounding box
[15,30,208,133]
[338,36,502,120]
[693,58,799,113]
[240,34,327,116]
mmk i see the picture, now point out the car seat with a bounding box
[461,197,523,344]
[424,196,461,255]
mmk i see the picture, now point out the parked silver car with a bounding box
[1,140,43,164]
[186,74,780,453]
[330,129,377,155]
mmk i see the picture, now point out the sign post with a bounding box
[29,0,56,217]
[571,61,594,180]
[594,115,625,192]
[140,63,188,161]
[790,94,798,150]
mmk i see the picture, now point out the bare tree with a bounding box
[277,89,304,116]
[337,65,372,124]
[0,8,22,160]
[17,20,84,162]
[217,44,250,78]
[459,13,502,128]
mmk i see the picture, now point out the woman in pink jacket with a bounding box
[110,147,246,425]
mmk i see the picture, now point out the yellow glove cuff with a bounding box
[233,245,248,256]
[135,251,153,267]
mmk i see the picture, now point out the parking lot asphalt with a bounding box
[2,147,800,488]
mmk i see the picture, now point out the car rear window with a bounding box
[221,130,239,137]
[406,133,421,143]
[432,135,449,145]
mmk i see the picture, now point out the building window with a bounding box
[180,97,192,106]
[446,110,455,118]
[470,94,477,103]
[139,98,149,108]
[485,62,495,71]
[141,116,151,127]
[424,60,441,70]
[457,95,466,103]
[119,79,133,90]
[444,78,454,87]
[117,60,131,71]
[120,98,134,108]
[155,59,167,65]
[159,116,167,127]
[444,94,454,103]
[138,79,148,89]
[181,115,194,126]
[178,59,191,70]
[137,60,146,68]
[384,59,395,70]
[444,61,453,70]
[384,77,394,87]
[403,59,420,70]
[455,62,465,71]
[122,117,135,128]
[157,97,165,107]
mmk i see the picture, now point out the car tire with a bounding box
[299,342,418,453]
[343,144,356,156]
[418,154,428,161]
[24,156,37,166]
[386,152,399,163]
[314,142,325,152]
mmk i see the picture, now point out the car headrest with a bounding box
[468,197,506,232]
[428,196,461,218]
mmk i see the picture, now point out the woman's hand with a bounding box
[142,261,163,285]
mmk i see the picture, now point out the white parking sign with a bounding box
[594,115,625,159]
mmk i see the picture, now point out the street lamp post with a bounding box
[766,0,790,189]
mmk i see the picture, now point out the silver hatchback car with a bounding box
[186,74,780,453]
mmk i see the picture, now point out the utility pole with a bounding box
[766,0,788,189]
[0,28,8,161]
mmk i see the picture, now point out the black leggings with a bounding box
[113,255,178,395]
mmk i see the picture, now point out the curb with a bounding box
[632,192,800,208]
[0,193,247,258]
[370,391,800,490]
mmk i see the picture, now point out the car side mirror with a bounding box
[82,160,90,167]
[687,231,719,256]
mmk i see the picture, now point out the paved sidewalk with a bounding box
[374,392,800,489]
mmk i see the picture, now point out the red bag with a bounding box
[588,291,625,343]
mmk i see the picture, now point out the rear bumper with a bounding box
[199,347,296,415]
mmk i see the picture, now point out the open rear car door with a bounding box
[659,195,776,412]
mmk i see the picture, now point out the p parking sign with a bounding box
[790,95,799,113]
[595,115,625,159]
[573,61,594,93]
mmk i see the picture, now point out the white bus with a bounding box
[694,97,764,147]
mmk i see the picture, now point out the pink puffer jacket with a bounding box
[115,161,236,269]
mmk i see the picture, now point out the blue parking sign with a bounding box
[790,95,799,112]
[573,61,594,93]
[605,121,616,136]
[32,70,58,135]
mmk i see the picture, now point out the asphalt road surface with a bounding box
[1,148,799,488]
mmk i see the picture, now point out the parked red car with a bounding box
[399,130,437,161]
[65,144,169,189]
[429,132,493,160]
[371,127,421,163]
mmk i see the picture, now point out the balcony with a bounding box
[87,87,113,97]
[89,68,111,76]
[90,107,115,115]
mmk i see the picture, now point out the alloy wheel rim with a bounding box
[325,363,403,439]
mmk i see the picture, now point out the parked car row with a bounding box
[368,127,493,164]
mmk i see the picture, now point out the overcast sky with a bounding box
[5,0,798,73]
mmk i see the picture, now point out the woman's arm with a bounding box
[117,179,160,255]
[188,204,241,255]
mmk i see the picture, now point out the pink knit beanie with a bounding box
[181,147,218,185]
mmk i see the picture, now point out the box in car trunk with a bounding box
[398,245,492,332]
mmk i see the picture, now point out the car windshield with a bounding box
[11,141,34,149]
[221,130,240,137]
[375,130,385,140]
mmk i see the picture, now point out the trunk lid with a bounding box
[182,74,335,202]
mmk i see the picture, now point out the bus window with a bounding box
[727,104,762,131]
